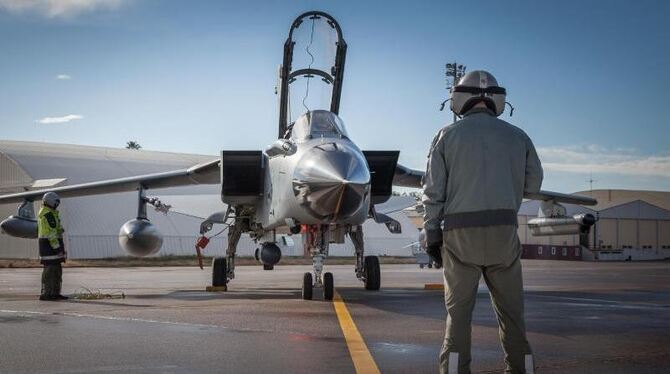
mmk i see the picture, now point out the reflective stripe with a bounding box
[525,354,534,374]
[448,352,459,374]
[40,254,64,260]
[38,235,60,240]
[444,209,518,230]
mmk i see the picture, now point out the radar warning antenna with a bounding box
[277,11,347,139]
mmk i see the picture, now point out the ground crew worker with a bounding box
[423,70,543,374]
[38,192,68,301]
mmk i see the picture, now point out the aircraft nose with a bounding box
[293,143,370,220]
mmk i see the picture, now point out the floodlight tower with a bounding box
[446,62,466,122]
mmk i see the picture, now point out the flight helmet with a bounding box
[42,192,61,209]
[450,70,506,117]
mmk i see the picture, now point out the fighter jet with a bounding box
[0,11,597,300]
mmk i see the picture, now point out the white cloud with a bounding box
[36,114,84,124]
[0,0,124,18]
[537,145,670,178]
[55,74,72,80]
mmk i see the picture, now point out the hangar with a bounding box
[407,189,670,261]
[0,140,417,260]
[518,195,670,261]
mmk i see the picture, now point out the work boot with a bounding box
[55,294,69,300]
[39,295,56,301]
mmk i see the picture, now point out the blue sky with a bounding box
[0,0,668,193]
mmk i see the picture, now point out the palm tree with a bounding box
[126,141,142,150]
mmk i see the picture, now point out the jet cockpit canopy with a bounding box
[290,110,349,141]
[277,11,346,139]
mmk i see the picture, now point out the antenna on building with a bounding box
[587,172,597,195]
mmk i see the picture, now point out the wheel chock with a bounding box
[206,285,228,292]
[424,283,444,290]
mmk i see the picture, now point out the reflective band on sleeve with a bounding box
[525,354,534,374]
[40,254,64,260]
[448,352,459,374]
[444,209,518,230]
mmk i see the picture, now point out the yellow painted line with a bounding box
[424,283,444,290]
[332,290,381,374]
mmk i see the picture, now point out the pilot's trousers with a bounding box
[438,225,533,374]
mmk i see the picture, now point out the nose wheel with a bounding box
[302,271,334,301]
[302,272,313,300]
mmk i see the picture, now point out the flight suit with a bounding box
[37,205,66,299]
[422,107,543,374]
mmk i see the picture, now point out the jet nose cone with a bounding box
[293,143,370,220]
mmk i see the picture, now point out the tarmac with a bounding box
[0,260,668,373]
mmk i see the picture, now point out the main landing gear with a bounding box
[211,218,244,290]
[350,225,380,291]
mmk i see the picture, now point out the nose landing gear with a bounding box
[301,269,334,301]
[302,225,335,301]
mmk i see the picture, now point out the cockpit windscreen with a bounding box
[290,110,349,141]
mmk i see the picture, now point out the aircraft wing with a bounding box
[392,164,597,206]
[393,164,424,188]
[524,190,596,206]
[0,159,221,204]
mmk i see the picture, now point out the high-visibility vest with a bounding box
[37,206,65,263]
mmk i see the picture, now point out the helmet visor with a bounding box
[452,86,506,95]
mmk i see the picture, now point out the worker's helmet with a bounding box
[42,192,60,209]
[450,70,506,117]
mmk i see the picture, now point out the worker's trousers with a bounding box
[41,262,62,298]
[438,225,533,374]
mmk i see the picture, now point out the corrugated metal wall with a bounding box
[0,152,32,192]
[659,222,670,248]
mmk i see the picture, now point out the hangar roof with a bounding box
[0,140,219,194]
[572,189,670,211]
[598,200,670,220]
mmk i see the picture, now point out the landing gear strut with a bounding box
[350,225,381,291]
[302,225,334,300]
[211,217,244,288]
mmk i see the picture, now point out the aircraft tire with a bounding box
[212,257,227,287]
[302,272,313,300]
[323,272,334,301]
[364,256,381,291]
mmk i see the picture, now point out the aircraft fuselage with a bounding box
[261,117,371,230]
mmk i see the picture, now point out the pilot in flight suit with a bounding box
[422,71,543,374]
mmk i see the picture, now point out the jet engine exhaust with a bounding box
[118,218,163,257]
